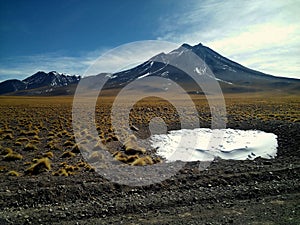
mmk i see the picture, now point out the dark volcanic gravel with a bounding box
[1,119,300,225]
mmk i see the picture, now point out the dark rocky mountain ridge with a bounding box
[0,71,80,95]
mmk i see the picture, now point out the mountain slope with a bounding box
[23,71,80,89]
[0,79,26,95]
[0,71,80,95]
[100,43,300,94]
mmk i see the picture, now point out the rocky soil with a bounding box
[0,119,299,225]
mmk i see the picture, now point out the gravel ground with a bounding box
[0,119,299,225]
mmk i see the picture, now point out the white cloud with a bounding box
[0,49,104,82]
[0,40,178,82]
[85,40,178,76]
[209,24,297,54]
[157,0,300,79]
[0,55,88,82]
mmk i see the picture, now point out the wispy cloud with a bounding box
[85,40,178,76]
[0,41,178,82]
[0,53,95,82]
[157,0,300,78]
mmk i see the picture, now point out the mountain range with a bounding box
[0,71,80,95]
[1,43,299,96]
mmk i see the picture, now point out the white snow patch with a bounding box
[177,50,184,56]
[169,50,184,56]
[150,128,277,162]
[137,72,151,80]
[215,78,233,85]
[152,64,169,74]
[195,67,206,75]
[52,71,60,76]
[45,88,53,93]
[169,51,178,55]
[105,74,117,79]
[161,71,169,77]
[222,65,236,72]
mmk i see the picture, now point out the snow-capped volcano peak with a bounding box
[99,42,300,94]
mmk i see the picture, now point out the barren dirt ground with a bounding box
[0,95,299,224]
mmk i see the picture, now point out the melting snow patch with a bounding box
[150,128,277,162]
[137,72,151,80]
[161,71,169,77]
[105,74,117,79]
[215,78,233,85]
[195,67,206,75]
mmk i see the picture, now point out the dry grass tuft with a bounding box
[43,151,54,158]
[77,161,86,167]
[126,155,139,163]
[25,158,51,175]
[14,141,23,146]
[131,156,154,166]
[3,151,23,161]
[113,151,129,163]
[123,135,146,155]
[88,151,104,163]
[112,151,146,165]
[53,168,69,176]
[33,135,40,140]
[7,170,20,176]
[59,162,67,167]
[1,147,13,155]
[61,151,76,158]
[24,143,38,151]
[3,133,13,140]
[20,130,39,136]
[29,140,40,144]
[64,165,78,173]
[16,137,29,142]
[84,163,95,172]
[71,144,80,153]
[3,129,13,134]
[46,141,61,151]
[63,140,74,147]
[153,157,162,164]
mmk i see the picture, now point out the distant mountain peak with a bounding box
[0,71,80,95]
[182,43,203,49]
[194,42,204,47]
[181,43,192,49]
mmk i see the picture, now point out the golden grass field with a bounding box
[0,93,299,178]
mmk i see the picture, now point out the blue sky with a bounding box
[1,0,299,81]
